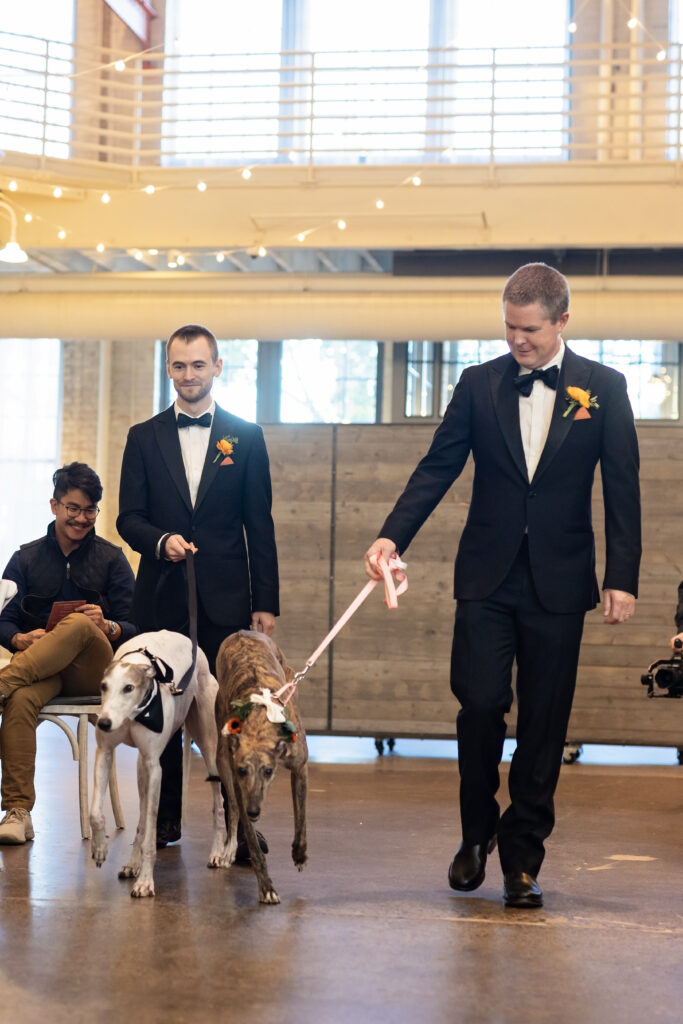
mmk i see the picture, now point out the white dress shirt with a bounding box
[175,400,215,506]
[517,340,564,481]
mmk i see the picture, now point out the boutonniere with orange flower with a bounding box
[563,386,599,420]
[213,434,238,465]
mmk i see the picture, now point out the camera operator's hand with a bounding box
[603,589,636,625]
[671,632,683,651]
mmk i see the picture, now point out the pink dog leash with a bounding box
[273,554,408,706]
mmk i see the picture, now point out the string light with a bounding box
[375,199,385,209]
[297,232,306,242]
[101,192,111,204]
[257,245,267,257]
[627,16,638,29]
[144,185,155,195]
[167,256,178,268]
[337,219,347,230]
[8,180,17,191]
[114,60,126,72]
[58,229,66,239]
[148,248,158,255]
[241,168,252,180]
[197,181,207,192]
[24,213,32,223]
[216,252,225,263]
[411,175,422,187]
[96,242,105,253]
[657,49,666,60]
[568,21,577,33]
[177,254,185,266]
[133,250,144,260]
[53,187,63,198]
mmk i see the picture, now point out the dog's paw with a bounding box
[207,853,224,869]
[118,863,141,879]
[292,843,308,870]
[90,841,108,867]
[259,887,280,905]
[130,879,155,898]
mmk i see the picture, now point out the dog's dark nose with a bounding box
[247,809,260,822]
[97,718,112,732]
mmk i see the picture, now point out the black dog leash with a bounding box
[167,547,198,696]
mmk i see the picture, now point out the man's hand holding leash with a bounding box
[164,534,198,563]
[365,538,399,580]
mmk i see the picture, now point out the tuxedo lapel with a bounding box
[153,408,193,511]
[490,356,529,484]
[194,405,234,512]
[532,346,593,484]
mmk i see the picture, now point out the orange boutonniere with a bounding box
[563,386,599,420]
[213,434,238,465]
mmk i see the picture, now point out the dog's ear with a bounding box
[227,733,241,753]
[274,739,288,759]
[272,644,293,679]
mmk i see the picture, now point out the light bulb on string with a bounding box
[101,192,111,204]
[411,175,422,187]
[241,168,252,180]
[96,243,105,253]
[257,246,267,258]
[144,185,156,195]
[197,181,207,192]
[297,232,306,242]
[24,213,32,223]
[177,254,185,266]
[657,49,666,61]
[133,250,144,261]
[375,199,385,209]
[8,180,17,191]
[148,248,158,255]
[216,252,225,263]
[337,219,347,230]
[53,187,63,198]
[58,229,66,240]
[627,17,638,29]
[114,60,126,72]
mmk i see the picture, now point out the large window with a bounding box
[281,340,379,423]
[163,0,283,166]
[402,340,680,421]
[0,1,74,160]
[0,339,62,570]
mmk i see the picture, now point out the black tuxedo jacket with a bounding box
[117,404,279,630]
[380,347,641,615]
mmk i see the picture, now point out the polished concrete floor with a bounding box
[1,731,682,1024]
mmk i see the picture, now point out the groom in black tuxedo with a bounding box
[118,324,279,850]
[366,264,641,908]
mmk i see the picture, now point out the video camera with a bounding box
[641,638,683,698]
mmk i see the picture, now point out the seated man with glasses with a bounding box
[0,462,137,844]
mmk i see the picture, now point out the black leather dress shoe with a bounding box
[448,836,497,891]
[503,871,543,908]
[156,819,182,848]
[234,824,269,865]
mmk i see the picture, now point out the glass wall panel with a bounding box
[0,339,61,570]
[163,0,282,165]
[571,340,680,420]
[405,341,436,417]
[281,340,378,422]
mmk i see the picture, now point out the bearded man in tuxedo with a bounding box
[365,263,641,908]
[118,324,279,853]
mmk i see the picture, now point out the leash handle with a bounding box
[272,554,408,705]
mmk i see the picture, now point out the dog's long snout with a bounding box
[247,808,261,822]
[97,717,112,732]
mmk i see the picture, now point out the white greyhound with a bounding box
[89,630,227,897]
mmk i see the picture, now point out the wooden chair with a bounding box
[38,696,125,840]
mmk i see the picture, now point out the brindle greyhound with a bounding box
[215,629,308,905]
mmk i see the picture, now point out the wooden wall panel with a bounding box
[268,422,683,746]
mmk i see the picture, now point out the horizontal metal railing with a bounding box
[0,32,682,171]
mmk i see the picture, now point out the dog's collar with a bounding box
[119,647,172,733]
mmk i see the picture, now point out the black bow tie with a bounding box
[512,365,560,397]
[177,412,212,428]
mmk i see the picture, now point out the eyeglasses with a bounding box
[57,501,100,521]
